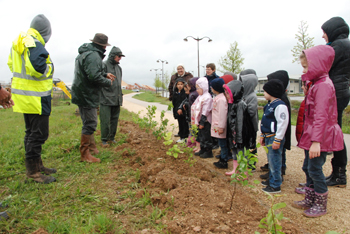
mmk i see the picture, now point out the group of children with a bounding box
[172,43,344,218]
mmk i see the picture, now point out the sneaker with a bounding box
[213,160,228,169]
[261,180,269,187]
[262,185,281,194]
[260,172,269,179]
[295,187,306,194]
[200,151,213,158]
[260,163,269,171]
[176,138,186,143]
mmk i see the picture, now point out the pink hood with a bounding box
[190,77,212,125]
[301,45,334,82]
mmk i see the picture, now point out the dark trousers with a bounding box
[332,96,349,167]
[24,114,49,159]
[218,138,229,161]
[79,107,98,135]
[303,150,328,193]
[100,105,121,141]
[177,117,189,139]
[197,122,213,151]
[282,147,287,169]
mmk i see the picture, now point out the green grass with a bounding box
[122,89,134,95]
[0,104,167,233]
[132,91,171,106]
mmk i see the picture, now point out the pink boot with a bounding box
[225,160,238,176]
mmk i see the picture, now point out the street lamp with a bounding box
[157,59,168,97]
[184,36,212,77]
[200,65,205,77]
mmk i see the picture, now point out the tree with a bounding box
[163,71,170,98]
[291,20,315,64]
[153,74,162,94]
[218,41,245,74]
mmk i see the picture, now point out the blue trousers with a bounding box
[265,136,285,189]
[302,150,328,193]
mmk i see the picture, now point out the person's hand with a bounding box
[177,109,183,115]
[259,137,265,146]
[106,73,116,81]
[309,142,321,159]
[0,88,14,109]
[199,125,204,129]
[218,128,224,134]
[272,142,280,150]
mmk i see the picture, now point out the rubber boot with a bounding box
[25,158,56,184]
[89,134,99,155]
[292,187,315,209]
[303,191,328,217]
[200,150,213,158]
[225,160,238,176]
[325,163,336,182]
[38,157,57,175]
[193,141,201,153]
[80,134,101,163]
[327,166,346,188]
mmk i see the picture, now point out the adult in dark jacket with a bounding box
[172,78,189,141]
[321,17,350,187]
[100,46,124,146]
[205,63,220,96]
[72,33,116,163]
[168,64,193,101]
[267,70,291,176]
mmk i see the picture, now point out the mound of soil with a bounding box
[108,120,305,233]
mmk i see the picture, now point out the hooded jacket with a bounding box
[172,78,187,119]
[321,17,350,99]
[240,70,259,132]
[168,72,193,101]
[8,14,54,115]
[100,46,123,106]
[191,77,212,125]
[211,92,228,139]
[205,72,220,96]
[72,43,111,108]
[267,70,291,150]
[298,45,344,152]
[224,80,254,149]
[178,77,199,122]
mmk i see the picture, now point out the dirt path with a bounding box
[122,93,350,234]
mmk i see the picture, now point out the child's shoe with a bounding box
[303,191,328,217]
[260,172,269,179]
[262,185,281,194]
[213,159,228,169]
[200,150,213,158]
[260,163,269,171]
[292,187,315,210]
[295,186,306,194]
[261,180,269,187]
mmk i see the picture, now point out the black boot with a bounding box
[260,163,269,171]
[327,166,346,188]
[200,150,213,158]
[325,164,336,182]
[25,158,56,184]
[213,159,228,169]
[194,149,205,156]
[260,172,269,179]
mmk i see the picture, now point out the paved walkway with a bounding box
[123,93,350,156]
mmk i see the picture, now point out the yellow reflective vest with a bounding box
[8,28,54,115]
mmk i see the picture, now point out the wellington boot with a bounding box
[225,160,238,176]
[80,134,101,163]
[25,158,56,184]
[38,157,57,175]
[89,134,100,155]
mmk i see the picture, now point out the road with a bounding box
[123,92,350,156]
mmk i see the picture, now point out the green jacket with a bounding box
[100,46,123,106]
[72,43,111,108]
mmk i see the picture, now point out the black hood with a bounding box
[267,70,289,90]
[173,78,187,92]
[322,17,349,43]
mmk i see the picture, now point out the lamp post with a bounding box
[184,36,212,77]
[150,68,162,94]
[157,59,168,97]
[200,65,205,77]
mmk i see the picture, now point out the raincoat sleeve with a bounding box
[274,104,289,140]
[83,53,111,87]
[236,102,246,144]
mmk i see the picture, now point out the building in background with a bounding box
[256,75,302,94]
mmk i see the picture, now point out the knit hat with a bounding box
[221,74,234,84]
[30,14,52,43]
[263,79,284,98]
[267,70,289,90]
[211,78,225,93]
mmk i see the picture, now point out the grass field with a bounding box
[132,91,171,106]
[0,104,151,233]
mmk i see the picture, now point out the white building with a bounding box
[255,75,302,94]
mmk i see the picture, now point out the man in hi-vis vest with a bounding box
[8,14,56,184]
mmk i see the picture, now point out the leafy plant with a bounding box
[229,145,259,210]
[152,110,169,140]
[255,193,288,234]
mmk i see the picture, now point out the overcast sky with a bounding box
[1,0,350,87]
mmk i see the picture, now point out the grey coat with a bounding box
[100,47,123,106]
[241,73,259,132]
